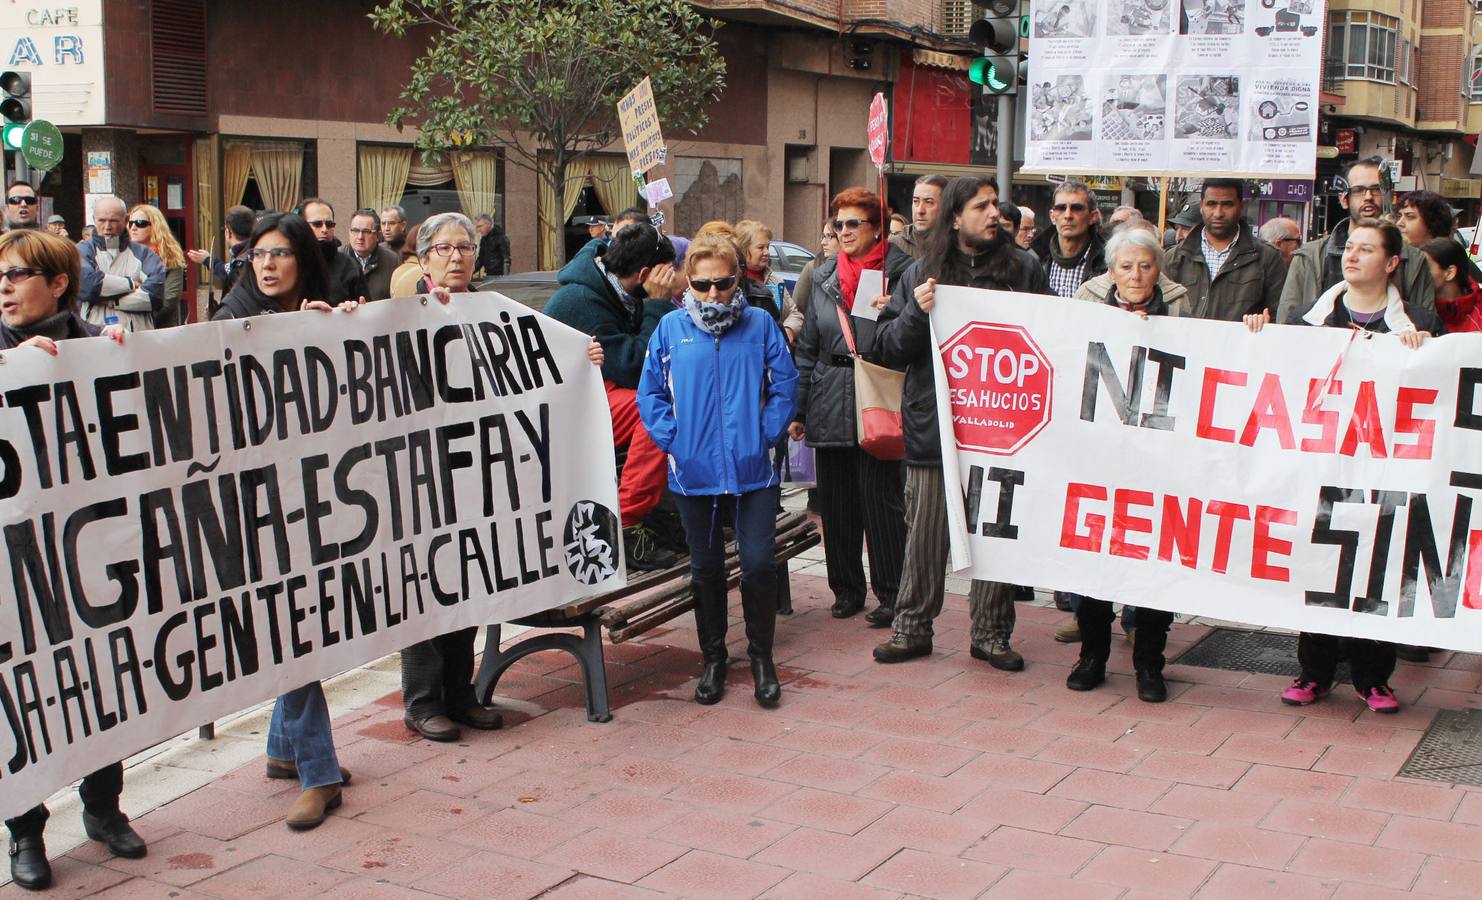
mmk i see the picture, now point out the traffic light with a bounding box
[0,71,31,151]
[968,0,1020,96]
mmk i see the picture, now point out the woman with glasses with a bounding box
[638,235,798,707]
[0,229,137,893]
[212,212,357,830]
[790,188,910,626]
[792,224,838,319]
[127,204,187,327]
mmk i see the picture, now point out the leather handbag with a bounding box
[834,301,906,461]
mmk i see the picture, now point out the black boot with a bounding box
[775,562,793,616]
[741,569,781,707]
[82,810,147,859]
[8,832,51,891]
[691,577,729,705]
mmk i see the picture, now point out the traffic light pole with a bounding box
[997,90,1013,202]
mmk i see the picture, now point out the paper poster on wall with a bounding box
[1022,0,1325,178]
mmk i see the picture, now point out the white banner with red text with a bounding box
[0,293,623,819]
[932,286,1482,651]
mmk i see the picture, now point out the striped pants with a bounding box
[814,447,906,608]
[891,465,1018,644]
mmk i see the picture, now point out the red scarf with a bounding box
[746,265,768,283]
[1438,288,1482,334]
[836,239,886,309]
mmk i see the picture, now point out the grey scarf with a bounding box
[683,288,745,336]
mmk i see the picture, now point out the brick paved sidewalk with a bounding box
[9,574,1482,899]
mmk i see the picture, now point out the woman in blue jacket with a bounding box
[638,236,799,707]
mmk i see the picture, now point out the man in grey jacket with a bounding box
[1164,178,1285,322]
[1277,156,1434,323]
[342,208,401,300]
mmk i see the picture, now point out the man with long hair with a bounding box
[872,176,1049,667]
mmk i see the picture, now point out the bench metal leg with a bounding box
[473,619,613,723]
[776,560,793,615]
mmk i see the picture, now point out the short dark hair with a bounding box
[1343,155,1386,187]
[1398,191,1455,239]
[603,222,665,277]
[350,207,382,229]
[1201,178,1244,200]
[298,197,333,217]
[1054,179,1094,205]
[1348,216,1403,260]
[999,201,1022,230]
[224,205,255,240]
[249,212,331,304]
[614,207,649,229]
[653,235,677,267]
[1421,237,1472,288]
[914,174,950,192]
[6,180,36,196]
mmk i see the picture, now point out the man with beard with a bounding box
[871,176,1049,667]
[1164,178,1285,321]
[300,197,367,302]
[381,205,415,261]
[1278,156,1434,322]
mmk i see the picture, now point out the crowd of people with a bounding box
[3,153,1478,890]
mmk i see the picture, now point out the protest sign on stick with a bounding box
[0,294,623,819]
[618,77,675,231]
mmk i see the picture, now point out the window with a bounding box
[1327,11,1398,84]
[1398,38,1411,86]
[1471,54,1482,102]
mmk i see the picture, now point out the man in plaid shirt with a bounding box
[1030,180,1107,299]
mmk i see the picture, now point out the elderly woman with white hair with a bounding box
[1060,224,1180,704]
[1074,221,1185,316]
[399,212,604,741]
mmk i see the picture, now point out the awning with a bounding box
[887,160,1051,188]
[1440,177,1482,199]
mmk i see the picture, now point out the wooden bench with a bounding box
[472,512,820,722]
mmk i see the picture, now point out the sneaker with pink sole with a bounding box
[1359,684,1400,714]
[1280,678,1330,706]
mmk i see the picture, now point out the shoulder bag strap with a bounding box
[834,300,859,357]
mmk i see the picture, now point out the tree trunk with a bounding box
[549,158,569,269]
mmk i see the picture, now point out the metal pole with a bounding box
[996,93,1013,201]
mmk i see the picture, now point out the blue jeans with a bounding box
[674,488,778,582]
[266,682,342,790]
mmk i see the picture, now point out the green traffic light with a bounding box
[3,123,24,150]
[969,57,1014,94]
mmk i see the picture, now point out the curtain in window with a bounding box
[249,143,304,212]
[358,145,413,212]
[585,156,638,226]
[222,141,253,208]
[537,164,589,270]
[406,151,454,187]
[451,150,500,219]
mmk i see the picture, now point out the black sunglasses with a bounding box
[306,219,336,229]
[127,218,152,228]
[831,218,869,231]
[6,195,36,206]
[1052,202,1089,213]
[690,275,737,293]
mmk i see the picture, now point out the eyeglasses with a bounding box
[1052,202,1089,214]
[428,242,477,258]
[127,219,152,229]
[831,218,869,232]
[1276,236,1301,245]
[0,266,42,283]
[6,195,35,206]
[248,247,294,261]
[306,219,336,229]
[348,227,377,236]
[690,275,737,293]
[1345,184,1383,198]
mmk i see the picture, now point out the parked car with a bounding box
[769,240,815,292]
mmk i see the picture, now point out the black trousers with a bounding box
[401,627,478,720]
[1298,633,1397,694]
[6,763,123,839]
[1078,599,1174,673]
[813,447,905,608]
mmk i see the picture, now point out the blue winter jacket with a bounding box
[637,302,799,496]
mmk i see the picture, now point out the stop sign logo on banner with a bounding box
[940,322,1053,455]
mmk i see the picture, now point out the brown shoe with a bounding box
[286,785,342,831]
[404,714,461,742]
[265,758,353,784]
[448,705,504,730]
[1054,619,1081,643]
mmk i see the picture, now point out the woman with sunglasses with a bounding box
[127,204,187,327]
[0,229,135,893]
[637,235,798,707]
[212,212,357,829]
[790,188,910,626]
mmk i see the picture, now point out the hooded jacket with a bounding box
[1030,223,1108,295]
[791,243,914,448]
[1164,224,1286,322]
[543,239,672,389]
[637,300,798,496]
[78,232,167,315]
[1286,280,1444,335]
[211,271,286,320]
[1276,216,1435,324]
[875,245,1049,467]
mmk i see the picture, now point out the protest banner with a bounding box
[1023,0,1325,178]
[0,293,623,819]
[931,287,1482,652]
[617,76,675,231]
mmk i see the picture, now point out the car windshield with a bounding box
[771,243,814,275]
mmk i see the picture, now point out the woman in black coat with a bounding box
[790,188,912,626]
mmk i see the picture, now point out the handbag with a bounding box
[834,301,906,461]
